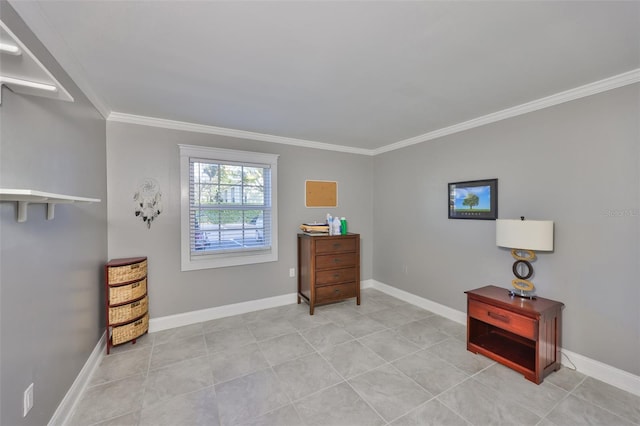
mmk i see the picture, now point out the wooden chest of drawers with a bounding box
[105,257,149,354]
[466,285,563,384]
[297,233,360,315]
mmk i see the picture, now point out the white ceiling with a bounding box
[9,0,640,153]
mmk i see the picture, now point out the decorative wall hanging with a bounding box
[133,178,162,229]
[448,178,498,220]
[305,180,337,207]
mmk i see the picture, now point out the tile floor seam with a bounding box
[431,376,479,425]
[295,329,390,425]
[341,377,391,425]
[86,408,139,426]
[560,392,640,426]
[263,363,309,424]
[387,356,456,400]
[538,391,572,425]
[383,395,442,425]
[344,361,434,424]
[568,388,640,425]
[535,380,572,419]
[264,332,321,366]
[199,329,223,426]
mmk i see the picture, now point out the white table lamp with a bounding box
[496,217,554,298]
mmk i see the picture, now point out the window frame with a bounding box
[179,144,278,271]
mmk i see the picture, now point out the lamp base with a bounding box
[508,288,536,299]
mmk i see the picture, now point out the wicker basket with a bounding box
[109,296,148,325]
[109,278,147,305]
[107,259,147,285]
[112,313,149,346]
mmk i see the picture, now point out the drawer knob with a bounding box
[333,258,341,263]
[333,273,340,279]
[488,311,509,323]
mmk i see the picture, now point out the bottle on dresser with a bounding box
[332,216,341,235]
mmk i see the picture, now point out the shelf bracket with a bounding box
[47,203,56,220]
[16,200,57,221]
[17,201,28,222]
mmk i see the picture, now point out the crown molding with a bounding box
[107,112,373,156]
[109,68,639,157]
[373,68,640,155]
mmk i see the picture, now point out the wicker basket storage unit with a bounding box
[105,257,148,354]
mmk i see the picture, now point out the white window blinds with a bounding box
[180,145,278,271]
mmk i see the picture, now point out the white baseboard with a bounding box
[149,292,299,332]
[360,278,375,290]
[48,332,106,426]
[369,279,467,325]
[559,348,640,397]
[369,280,640,397]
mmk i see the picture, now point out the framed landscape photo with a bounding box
[448,178,498,220]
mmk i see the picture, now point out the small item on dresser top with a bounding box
[340,217,347,235]
[332,216,341,235]
[299,222,329,235]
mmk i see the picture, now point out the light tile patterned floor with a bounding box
[68,289,640,426]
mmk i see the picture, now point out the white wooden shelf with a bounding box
[0,19,74,103]
[0,189,100,222]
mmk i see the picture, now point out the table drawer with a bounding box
[316,267,357,286]
[316,253,357,269]
[315,238,356,254]
[468,299,536,340]
[315,282,357,303]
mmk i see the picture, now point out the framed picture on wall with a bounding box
[448,178,498,220]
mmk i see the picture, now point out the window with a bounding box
[179,144,278,270]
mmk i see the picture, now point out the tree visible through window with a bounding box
[191,161,268,252]
[180,145,278,271]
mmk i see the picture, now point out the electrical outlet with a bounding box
[289,268,295,278]
[23,383,33,417]
[402,264,408,275]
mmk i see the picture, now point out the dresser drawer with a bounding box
[315,238,357,254]
[468,299,536,340]
[315,282,357,302]
[316,253,357,269]
[316,267,357,286]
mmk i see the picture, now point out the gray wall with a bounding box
[373,84,640,376]
[106,122,373,318]
[0,3,108,425]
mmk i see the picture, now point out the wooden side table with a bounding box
[465,285,563,384]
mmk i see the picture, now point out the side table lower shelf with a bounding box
[468,321,536,375]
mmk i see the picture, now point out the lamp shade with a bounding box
[496,219,554,251]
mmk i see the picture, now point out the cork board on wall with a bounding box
[305,180,337,207]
